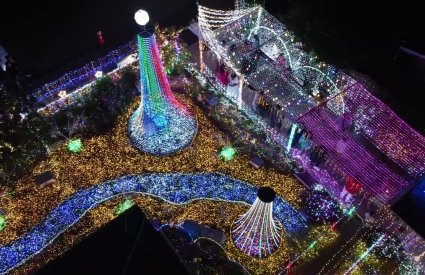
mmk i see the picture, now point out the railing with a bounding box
[32,41,136,105]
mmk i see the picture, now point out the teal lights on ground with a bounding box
[286,123,298,152]
[346,206,356,217]
[67,138,83,153]
[219,146,236,161]
[308,240,317,250]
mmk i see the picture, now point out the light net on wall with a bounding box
[198,5,425,203]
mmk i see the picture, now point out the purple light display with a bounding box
[299,108,409,204]
[343,84,425,176]
[32,41,136,104]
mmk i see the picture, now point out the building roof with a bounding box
[199,5,425,204]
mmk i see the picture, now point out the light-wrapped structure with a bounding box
[198,4,425,204]
[128,30,196,155]
[232,187,283,258]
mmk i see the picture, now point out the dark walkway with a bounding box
[36,205,189,275]
[295,218,364,275]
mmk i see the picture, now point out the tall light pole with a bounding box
[134,9,149,29]
[128,10,197,156]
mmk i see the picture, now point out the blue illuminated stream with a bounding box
[0,173,306,274]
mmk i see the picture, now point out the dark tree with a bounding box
[0,70,51,188]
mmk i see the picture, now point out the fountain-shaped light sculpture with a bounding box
[232,187,283,258]
[129,10,197,155]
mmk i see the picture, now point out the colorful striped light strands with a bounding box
[128,29,196,155]
[232,187,283,258]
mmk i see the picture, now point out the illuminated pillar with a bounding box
[238,74,244,109]
[286,123,298,153]
[199,39,205,72]
[128,29,197,155]
[232,187,283,258]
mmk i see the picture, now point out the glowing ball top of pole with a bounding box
[134,10,149,26]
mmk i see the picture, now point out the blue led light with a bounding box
[33,42,136,103]
[0,173,306,274]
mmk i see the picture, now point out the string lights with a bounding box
[0,215,5,232]
[0,98,305,274]
[232,187,283,258]
[0,173,305,274]
[301,190,342,224]
[299,109,408,204]
[32,41,136,104]
[114,199,134,215]
[343,234,386,274]
[128,30,197,155]
[219,146,237,161]
[344,86,425,176]
[66,138,83,153]
[1,4,423,274]
[198,4,425,205]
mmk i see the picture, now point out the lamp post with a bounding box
[128,9,197,155]
[134,9,150,30]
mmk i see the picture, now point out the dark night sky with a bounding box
[1,0,424,73]
[0,0,424,130]
[0,0,197,79]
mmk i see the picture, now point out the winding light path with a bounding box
[0,172,306,274]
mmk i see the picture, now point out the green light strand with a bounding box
[67,138,83,153]
[115,199,134,215]
[308,240,317,250]
[0,215,5,232]
[219,147,236,161]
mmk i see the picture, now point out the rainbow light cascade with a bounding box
[128,31,196,155]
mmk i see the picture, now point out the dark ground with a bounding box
[393,177,425,239]
[36,206,189,275]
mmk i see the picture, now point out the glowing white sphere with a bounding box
[134,10,149,26]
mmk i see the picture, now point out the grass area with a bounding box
[1,93,305,274]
